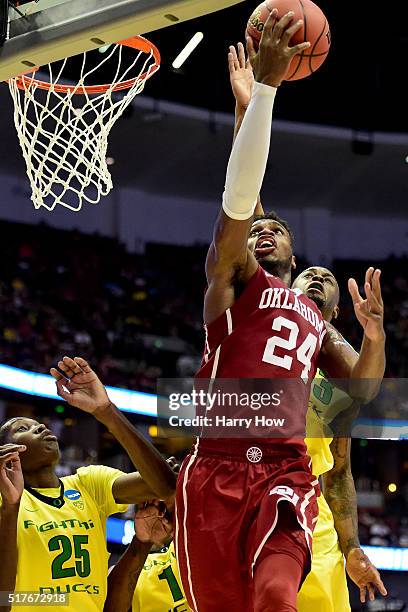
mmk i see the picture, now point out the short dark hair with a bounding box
[252,211,295,245]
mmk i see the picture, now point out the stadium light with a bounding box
[0,364,157,418]
[172,32,204,69]
[99,44,113,53]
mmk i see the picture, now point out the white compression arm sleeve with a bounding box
[222,82,277,220]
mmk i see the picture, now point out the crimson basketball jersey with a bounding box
[197,266,328,442]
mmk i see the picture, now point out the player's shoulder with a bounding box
[256,264,285,286]
[69,464,125,488]
[323,322,358,352]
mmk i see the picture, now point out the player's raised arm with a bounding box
[104,501,174,612]
[104,537,151,612]
[323,438,387,603]
[318,268,385,402]
[50,357,177,502]
[229,42,254,143]
[229,43,265,219]
[0,444,26,607]
[205,11,310,323]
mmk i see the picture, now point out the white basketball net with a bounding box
[8,41,159,212]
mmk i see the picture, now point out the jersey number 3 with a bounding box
[263,316,318,378]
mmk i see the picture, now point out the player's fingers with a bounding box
[261,7,279,39]
[227,52,235,74]
[6,453,22,469]
[58,360,75,378]
[270,11,295,45]
[260,9,279,47]
[63,356,82,375]
[288,40,311,56]
[246,36,257,64]
[0,452,20,465]
[229,45,239,71]
[50,367,64,381]
[365,267,375,288]
[365,283,382,314]
[56,379,71,401]
[74,357,92,373]
[372,269,384,304]
[0,444,26,455]
[357,298,375,317]
[281,18,303,45]
[359,586,366,603]
[348,278,363,304]
[367,584,376,601]
[371,571,387,596]
[237,41,246,68]
[167,457,180,473]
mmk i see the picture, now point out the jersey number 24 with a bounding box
[263,316,318,379]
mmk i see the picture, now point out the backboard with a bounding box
[0,0,244,81]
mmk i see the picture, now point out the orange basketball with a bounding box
[246,0,331,81]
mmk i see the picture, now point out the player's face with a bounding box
[248,219,294,269]
[4,417,60,469]
[292,267,339,321]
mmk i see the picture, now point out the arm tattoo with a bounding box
[324,438,360,557]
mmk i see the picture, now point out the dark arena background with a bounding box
[0,1,407,610]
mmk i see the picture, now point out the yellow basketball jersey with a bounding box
[306,369,357,547]
[132,541,191,612]
[306,368,358,476]
[0,465,127,611]
[299,370,355,612]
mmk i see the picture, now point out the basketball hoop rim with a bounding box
[10,35,160,94]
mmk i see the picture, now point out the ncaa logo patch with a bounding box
[64,489,81,501]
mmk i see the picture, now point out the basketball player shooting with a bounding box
[228,42,386,609]
[175,10,386,612]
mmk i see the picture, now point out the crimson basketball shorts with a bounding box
[175,438,320,612]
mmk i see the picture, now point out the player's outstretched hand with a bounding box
[346,547,387,603]
[167,456,180,474]
[228,42,254,110]
[134,500,173,547]
[247,9,311,88]
[50,356,111,416]
[348,268,385,343]
[0,444,26,506]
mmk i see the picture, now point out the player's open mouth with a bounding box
[307,281,324,295]
[255,238,276,256]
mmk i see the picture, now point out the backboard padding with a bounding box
[0,0,244,81]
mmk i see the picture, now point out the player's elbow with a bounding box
[348,379,381,403]
[155,475,177,501]
[223,189,257,220]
